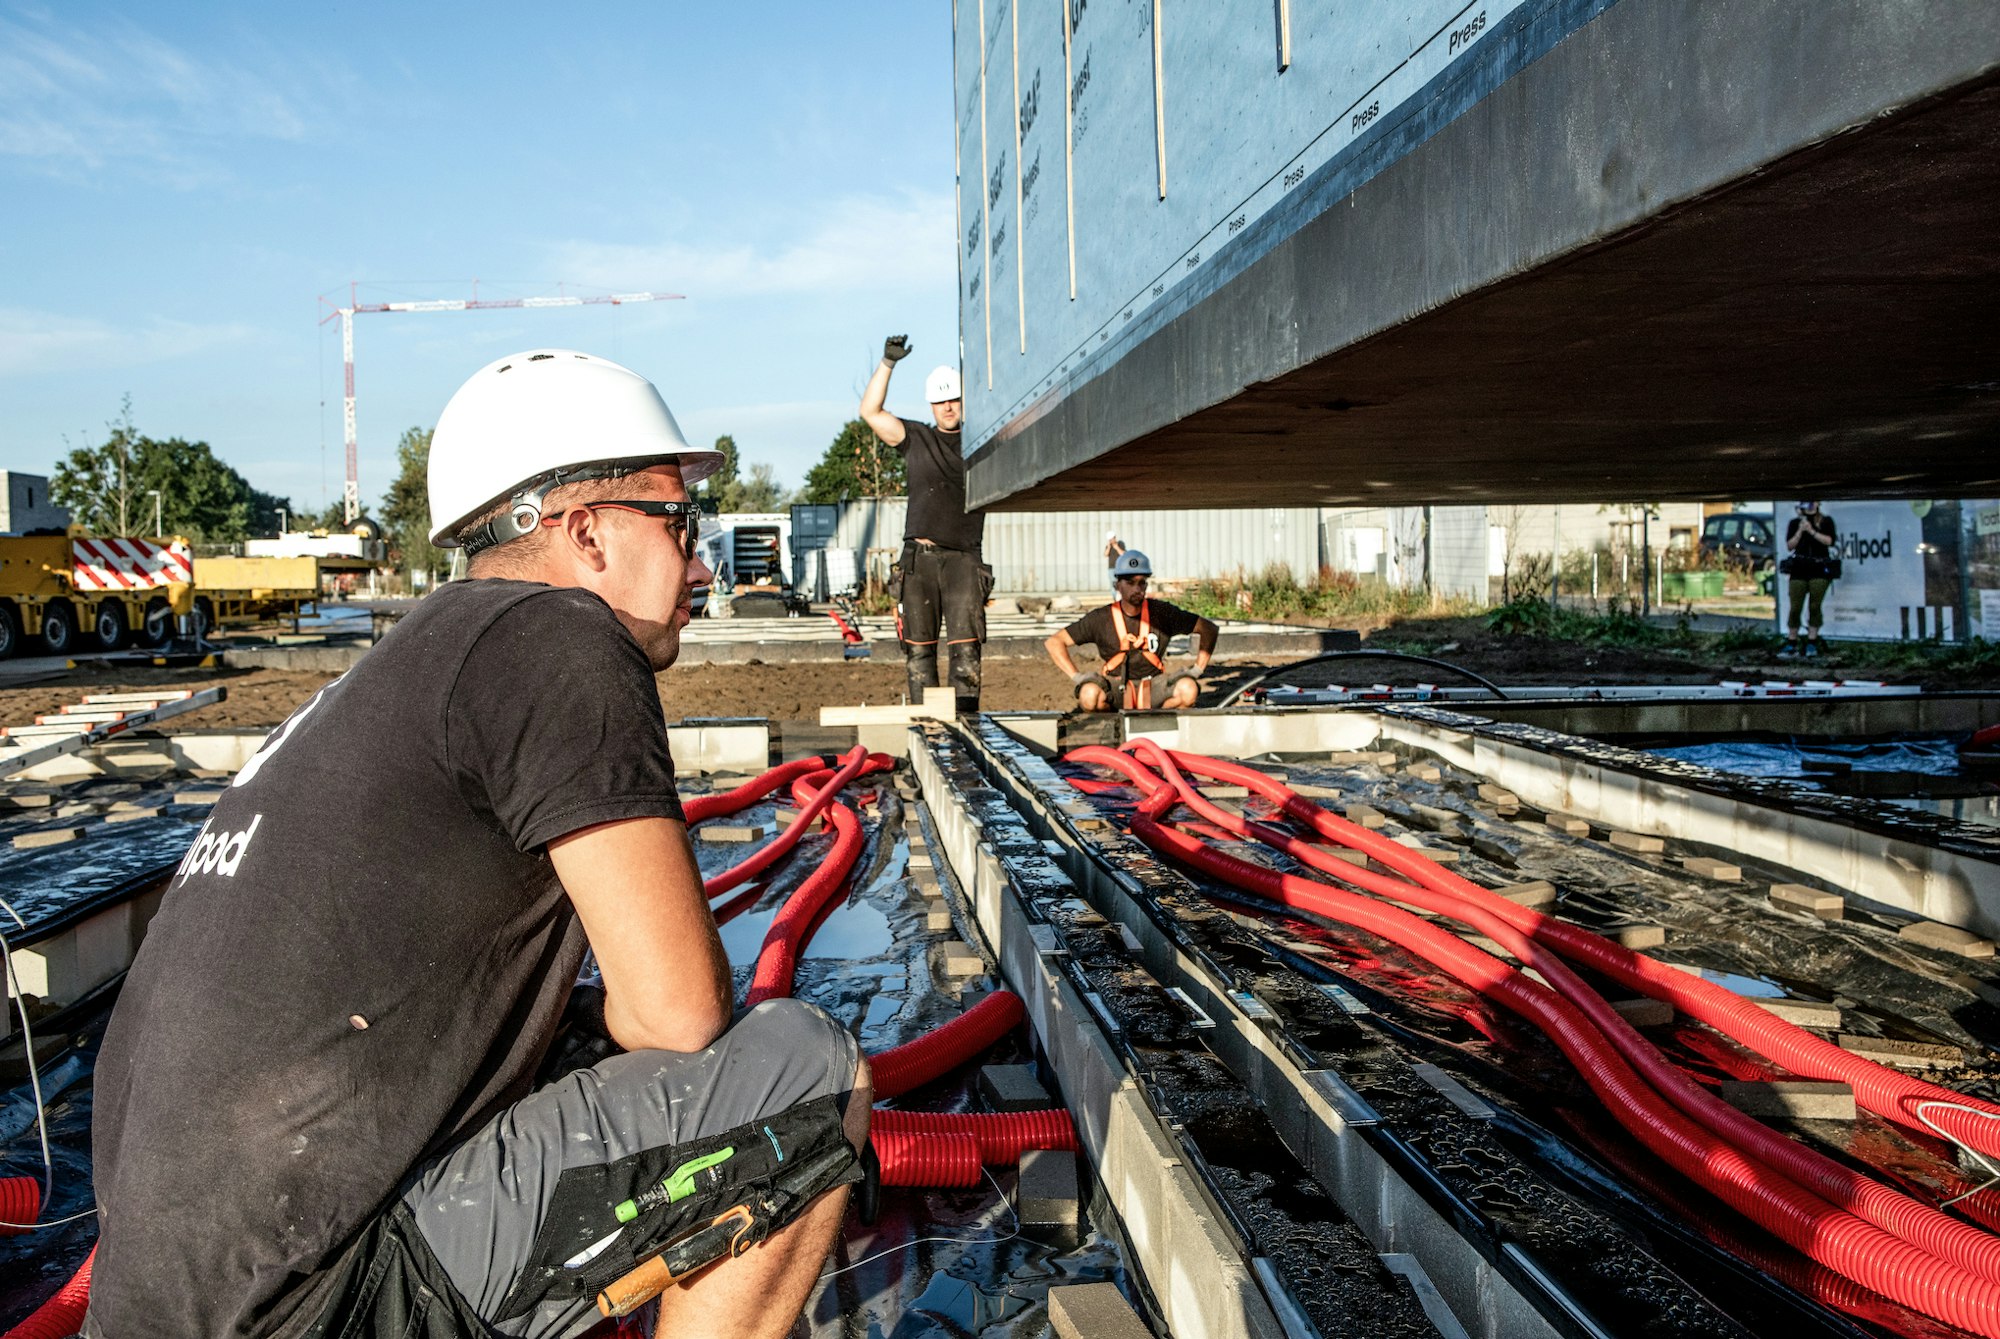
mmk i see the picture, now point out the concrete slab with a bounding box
[1770,883,1845,919]
[937,941,983,975]
[1718,1080,1857,1121]
[1754,997,1843,1030]
[1048,1283,1151,1339]
[1493,880,1556,910]
[978,1064,1054,1112]
[1019,1149,1080,1232]
[1837,1034,1961,1070]
[12,826,84,849]
[926,908,955,932]
[1898,920,1997,958]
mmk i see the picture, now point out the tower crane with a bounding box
[317,282,684,526]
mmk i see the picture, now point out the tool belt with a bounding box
[496,1093,859,1321]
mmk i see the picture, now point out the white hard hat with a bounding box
[924,365,962,404]
[427,350,723,550]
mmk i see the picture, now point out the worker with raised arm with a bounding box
[88,352,869,1339]
[859,335,990,712]
[1045,549,1219,711]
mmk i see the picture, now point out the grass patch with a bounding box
[1173,564,1480,625]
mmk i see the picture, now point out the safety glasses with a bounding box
[541,500,703,561]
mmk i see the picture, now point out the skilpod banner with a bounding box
[1807,503,1924,639]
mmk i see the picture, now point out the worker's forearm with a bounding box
[1194,621,1218,671]
[1045,635,1079,677]
[860,361,894,416]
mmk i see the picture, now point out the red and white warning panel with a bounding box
[70,538,194,591]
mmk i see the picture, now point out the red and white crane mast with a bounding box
[318,282,684,525]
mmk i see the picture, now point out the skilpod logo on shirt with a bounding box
[174,813,263,885]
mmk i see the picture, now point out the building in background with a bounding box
[0,473,70,535]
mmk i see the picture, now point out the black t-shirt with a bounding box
[1788,513,1838,575]
[896,417,985,553]
[1064,599,1201,682]
[89,580,685,1337]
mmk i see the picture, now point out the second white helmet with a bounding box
[427,350,724,550]
[924,365,962,404]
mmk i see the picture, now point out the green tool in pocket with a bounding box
[614,1146,736,1224]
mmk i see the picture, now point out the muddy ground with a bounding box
[0,616,1989,733]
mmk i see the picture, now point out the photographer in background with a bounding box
[1780,500,1840,659]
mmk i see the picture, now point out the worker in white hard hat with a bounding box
[859,336,990,712]
[88,351,869,1339]
[1044,549,1218,712]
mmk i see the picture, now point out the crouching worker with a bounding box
[1045,549,1218,711]
[87,351,869,1339]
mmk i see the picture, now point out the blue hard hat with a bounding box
[1111,549,1152,582]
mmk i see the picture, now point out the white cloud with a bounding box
[549,189,957,301]
[0,306,254,377]
[0,9,315,184]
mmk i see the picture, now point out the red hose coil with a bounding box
[3,1245,93,1339]
[1123,744,2000,1165]
[1088,746,2000,1337]
[871,1108,1078,1164]
[0,1177,40,1237]
[1115,739,2000,1283]
[874,1129,982,1188]
[683,756,836,825]
[743,764,872,1007]
[869,991,1027,1100]
[703,749,890,900]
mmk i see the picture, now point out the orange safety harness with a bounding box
[1103,600,1167,709]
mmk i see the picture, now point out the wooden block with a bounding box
[1769,883,1844,920]
[1610,997,1675,1028]
[907,851,934,871]
[1612,925,1666,950]
[774,807,803,825]
[1200,785,1250,799]
[1048,1283,1151,1339]
[1493,880,1556,910]
[173,789,225,806]
[1389,836,1460,864]
[938,941,984,975]
[1407,764,1442,782]
[1546,815,1590,835]
[1328,751,1372,764]
[54,801,97,819]
[1477,783,1520,806]
[1898,921,1997,958]
[1681,856,1743,881]
[925,907,954,932]
[1291,783,1341,799]
[1608,831,1665,854]
[12,826,84,849]
[698,823,768,842]
[1342,804,1386,830]
[1323,848,1369,868]
[1371,751,1399,767]
[104,807,163,824]
[0,794,54,810]
[1754,996,1843,1030]
[1837,1033,1961,1070]
[1718,1080,1856,1121]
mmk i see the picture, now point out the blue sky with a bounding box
[0,1,960,516]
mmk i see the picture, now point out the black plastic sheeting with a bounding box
[1650,737,2000,831]
[1052,743,2000,1339]
[0,769,1134,1337]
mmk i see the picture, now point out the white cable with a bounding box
[1913,1099,2000,1207]
[0,892,54,1218]
[0,1207,96,1230]
[818,1166,1022,1281]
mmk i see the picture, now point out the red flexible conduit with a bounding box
[869,991,1027,1101]
[1141,745,2000,1166]
[874,1130,982,1188]
[2,1245,92,1339]
[1111,739,2000,1288]
[871,1108,1078,1163]
[1072,745,2000,1337]
[0,1177,40,1238]
[743,761,874,1006]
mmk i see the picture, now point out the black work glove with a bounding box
[883,334,912,364]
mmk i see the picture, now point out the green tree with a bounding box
[705,434,740,496]
[52,409,291,543]
[798,418,906,504]
[380,426,443,586]
[719,462,791,514]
